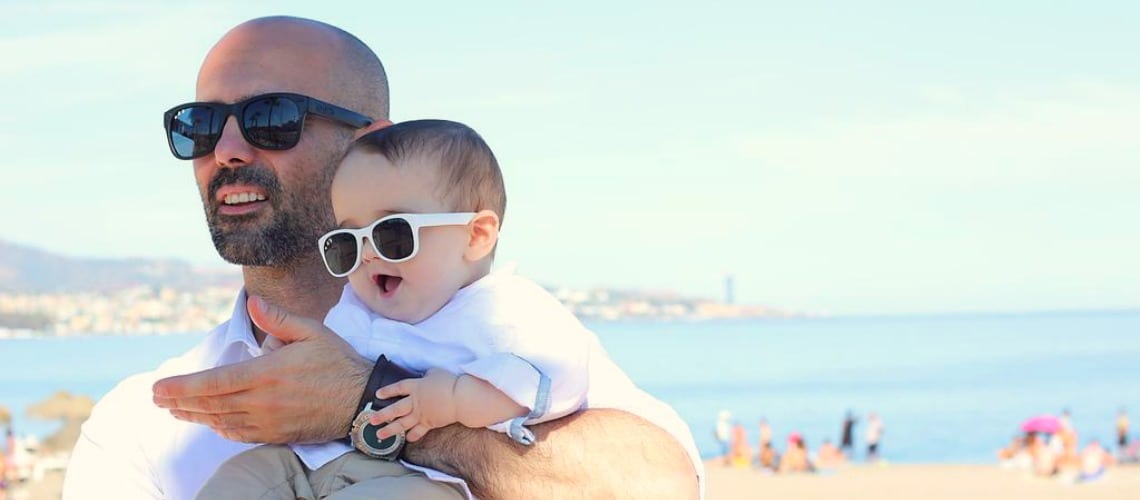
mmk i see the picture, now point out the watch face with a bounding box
[361,421,401,451]
[352,406,405,460]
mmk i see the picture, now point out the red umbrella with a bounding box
[1021,415,1061,434]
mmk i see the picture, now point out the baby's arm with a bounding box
[369,368,527,442]
[374,275,593,445]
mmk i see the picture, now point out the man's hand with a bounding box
[370,368,460,443]
[151,296,371,444]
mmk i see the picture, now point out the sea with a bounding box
[1,311,1137,464]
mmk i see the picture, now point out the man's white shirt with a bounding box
[64,272,704,499]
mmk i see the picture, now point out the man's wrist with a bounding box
[342,354,372,435]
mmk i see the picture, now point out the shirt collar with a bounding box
[222,288,263,357]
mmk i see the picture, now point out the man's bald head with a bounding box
[199,16,388,119]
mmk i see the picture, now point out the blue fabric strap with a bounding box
[505,371,552,446]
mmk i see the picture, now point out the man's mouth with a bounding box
[374,274,403,296]
[223,192,266,205]
[215,186,269,216]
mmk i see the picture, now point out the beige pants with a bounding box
[196,445,465,500]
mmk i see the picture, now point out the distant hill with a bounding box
[0,239,240,293]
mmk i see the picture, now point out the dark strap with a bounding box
[356,355,419,417]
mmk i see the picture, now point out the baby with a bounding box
[198,120,701,499]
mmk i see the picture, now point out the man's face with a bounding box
[190,30,355,267]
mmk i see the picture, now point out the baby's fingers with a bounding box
[368,397,414,427]
[377,379,417,400]
[377,414,420,440]
[406,424,432,443]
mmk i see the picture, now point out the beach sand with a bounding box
[705,461,1140,500]
[8,464,1140,499]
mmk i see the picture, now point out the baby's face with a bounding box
[330,150,473,324]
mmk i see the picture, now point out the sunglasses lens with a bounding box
[243,96,303,150]
[169,106,220,159]
[373,218,415,261]
[322,232,359,276]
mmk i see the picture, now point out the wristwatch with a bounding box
[349,354,418,460]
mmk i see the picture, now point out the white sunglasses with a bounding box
[318,212,476,277]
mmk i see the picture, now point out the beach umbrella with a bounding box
[25,391,94,422]
[1021,414,1061,434]
[26,390,95,453]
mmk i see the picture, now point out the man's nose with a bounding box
[212,115,256,167]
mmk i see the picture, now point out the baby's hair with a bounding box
[351,119,506,225]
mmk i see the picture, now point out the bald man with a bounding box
[64,16,698,500]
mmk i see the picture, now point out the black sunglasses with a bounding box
[163,92,373,160]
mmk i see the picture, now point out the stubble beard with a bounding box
[205,162,336,269]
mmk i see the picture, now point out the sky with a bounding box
[1,1,1138,315]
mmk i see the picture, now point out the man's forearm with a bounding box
[403,409,697,500]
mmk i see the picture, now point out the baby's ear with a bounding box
[464,210,500,262]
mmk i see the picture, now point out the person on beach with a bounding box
[997,434,1026,468]
[777,433,814,473]
[0,430,8,500]
[840,410,857,457]
[1117,408,1129,450]
[865,412,883,462]
[758,441,779,472]
[1032,433,1059,476]
[1,428,13,496]
[1078,439,1114,482]
[1055,410,1080,473]
[64,16,699,500]
[196,120,702,499]
[758,417,772,451]
[729,422,752,468]
[716,410,732,465]
[866,412,884,464]
[816,438,844,469]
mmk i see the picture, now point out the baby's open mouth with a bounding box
[373,274,403,295]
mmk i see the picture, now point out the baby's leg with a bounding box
[195,444,318,500]
[314,453,465,500]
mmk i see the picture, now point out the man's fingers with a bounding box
[377,379,414,400]
[154,392,243,414]
[247,295,330,344]
[368,398,413,426]
[153,362,255,399]
[155,386,260,414]
[169,409,251,430]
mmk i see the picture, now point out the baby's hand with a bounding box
[369,368,460,442]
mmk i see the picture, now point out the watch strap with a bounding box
[357,354,418,416]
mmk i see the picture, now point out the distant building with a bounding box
[724,274,735,304]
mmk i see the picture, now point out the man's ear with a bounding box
[464,209,500,262]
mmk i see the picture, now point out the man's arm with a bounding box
[151,300,697,498]
[404,409,698,500]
